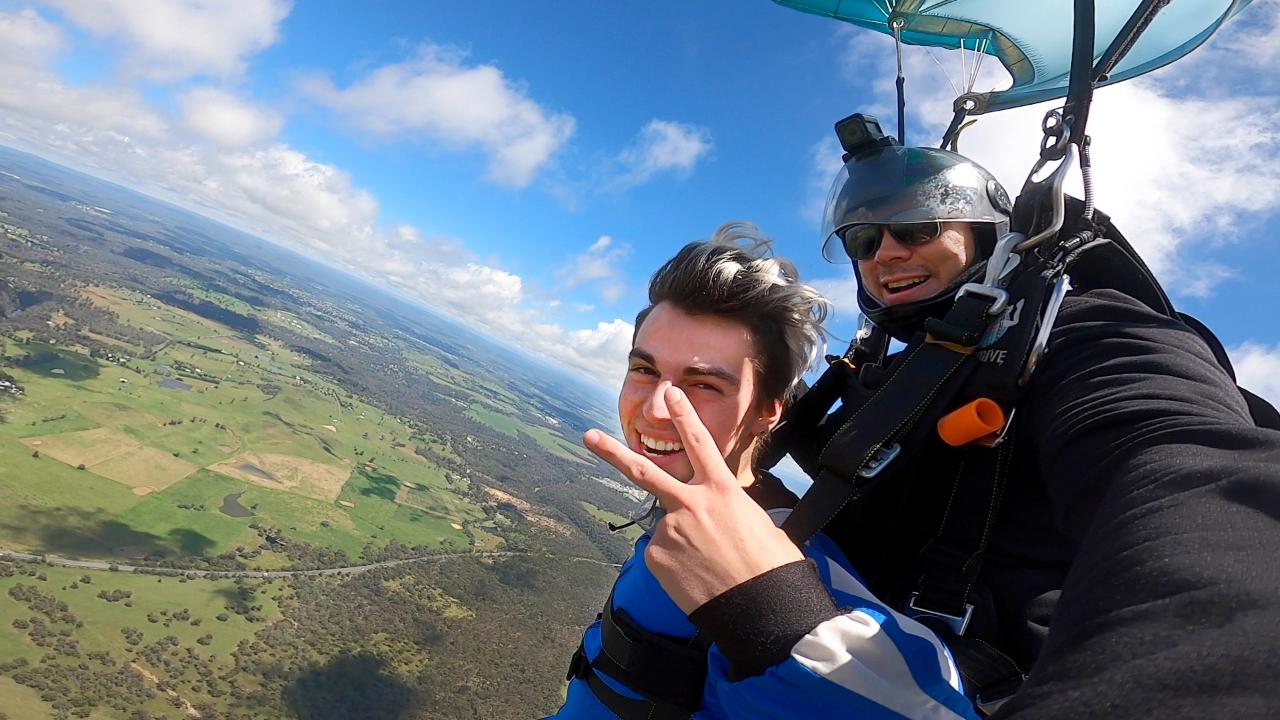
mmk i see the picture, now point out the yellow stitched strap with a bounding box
[924,334,977,355]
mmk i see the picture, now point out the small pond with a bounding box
[219,492,254,518]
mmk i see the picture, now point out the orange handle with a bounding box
[937,398,1005,447]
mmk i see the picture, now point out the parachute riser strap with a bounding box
[1060,0,1096,152]
[1093,0,1174,84]
[892,16,907,145]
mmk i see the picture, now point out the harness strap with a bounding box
[941,633,1026,717]
[762,324,889,475]
[782,294,997,546]
[567,643,693,720]
[910,431,1015,630]
[591,595,708,710]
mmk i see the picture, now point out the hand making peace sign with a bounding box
[584,384,804,614]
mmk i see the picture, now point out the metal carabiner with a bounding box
[1018,144,1078,252]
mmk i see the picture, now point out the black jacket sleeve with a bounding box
[1000,289,1280,718]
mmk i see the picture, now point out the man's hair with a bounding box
[634,222,829,405]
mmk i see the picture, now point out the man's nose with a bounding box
[874,227,910,263]
[644,380,673,422]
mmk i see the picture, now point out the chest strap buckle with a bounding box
[907,592,974,635]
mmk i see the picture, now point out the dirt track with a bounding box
[0,548,620,578]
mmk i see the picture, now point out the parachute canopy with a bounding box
[773,0,1253,114]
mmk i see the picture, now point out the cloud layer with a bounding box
[44,0,291,81]
[558,235,631,305]
[180,87,283,148]
[614,119,712,188]
[1230,342,1280,409]
[303,45,575,188]
[0,7,640,386]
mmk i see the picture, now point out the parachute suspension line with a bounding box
[892,16,906,145]
[928,50,963,98]
[937,36,986,150]
[966,37,988,93]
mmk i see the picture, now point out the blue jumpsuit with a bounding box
[552,508,978,719]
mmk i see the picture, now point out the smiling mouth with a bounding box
[639,432,684,456]
[883,276,929,296]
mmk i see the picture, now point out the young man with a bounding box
[556,223,975,719]
[592,146,1280,718]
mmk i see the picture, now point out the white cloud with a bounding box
[828,22,1280,299]
[1229,342,1280,410]
[808,272,860,326]
[803,135,844,225]
[558,234,631,304]
[0,28,630,389]
[0,9,63,67]
[44,0,291,81]
[614,119,712,188]
[303,45,574,188]
[179,87,282,148]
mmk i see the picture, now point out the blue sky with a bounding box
[1,0,1278,405]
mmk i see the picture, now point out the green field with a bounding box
[580,501,643,544]
[0,288,495,566]
[465,403,592,463]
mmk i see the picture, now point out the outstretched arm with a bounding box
[1001,289,1280,717]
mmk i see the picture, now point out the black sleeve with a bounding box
[1000,289,1280,718]
[687,559,839,680]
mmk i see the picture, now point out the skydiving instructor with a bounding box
[584,126,1280,718]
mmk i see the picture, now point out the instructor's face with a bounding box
[857,222,976,305]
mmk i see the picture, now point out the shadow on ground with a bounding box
[0,504,216,559]
[358,467,402,502]
[284,653,415,720]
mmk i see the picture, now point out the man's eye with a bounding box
[629,365,657,376]
[690,382,722,393]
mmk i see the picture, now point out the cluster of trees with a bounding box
[7,583,79,625]
[0,552,615,719]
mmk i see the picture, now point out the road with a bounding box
[0,548,620,578]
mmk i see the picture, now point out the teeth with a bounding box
[640,433,683,453]
[885,278,926,290]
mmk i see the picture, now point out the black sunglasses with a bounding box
[841,221,943,261]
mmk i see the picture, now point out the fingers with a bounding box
[583,429,685,506]
[662,386,730,486]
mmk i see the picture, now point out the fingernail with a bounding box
[665,386,684,403]
[583,429,598,444]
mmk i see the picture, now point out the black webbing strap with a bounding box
[762,325,890,475]
[910,427,1016,626]
[782,294,995,546]
[760,354,859,475]
[590,595,708,712]
[567,644,693,720]
[940,632,1027,717]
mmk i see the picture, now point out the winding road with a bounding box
[0,548,621,578]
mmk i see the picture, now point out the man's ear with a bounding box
[756,397,784,435]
